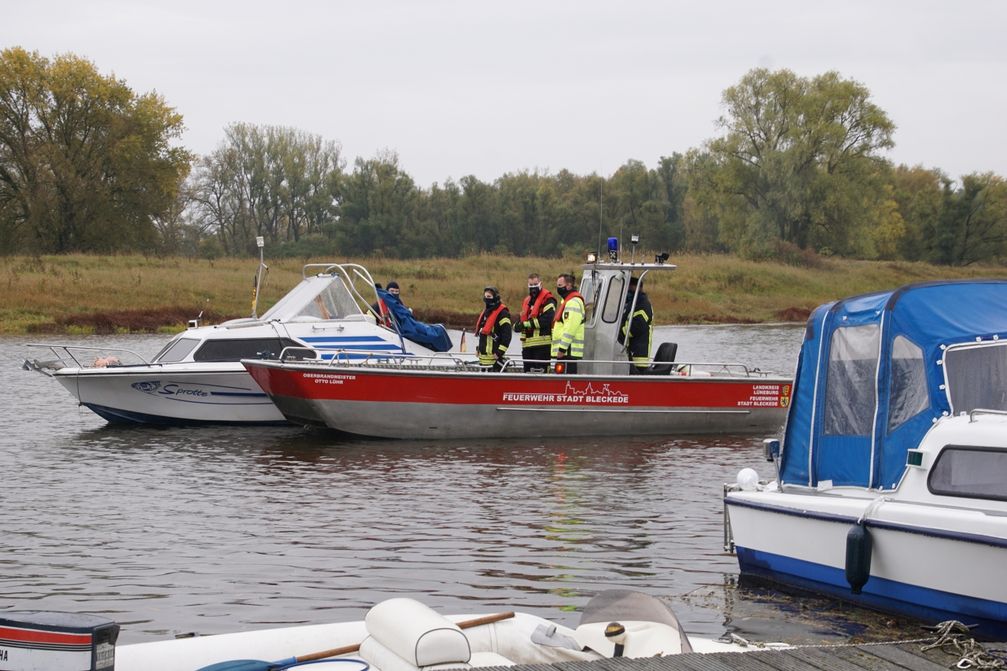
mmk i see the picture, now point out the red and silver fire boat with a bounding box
[243,354,791,439]
[242,249,791,439]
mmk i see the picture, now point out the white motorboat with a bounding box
[724,280,1007,637]
[23,261,456,425]
[0,591,778,671]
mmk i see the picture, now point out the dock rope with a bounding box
[920,620,1006,670]
[725,619,1006,669]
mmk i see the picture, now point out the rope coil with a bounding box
[920,620,1005,670]
[723,619,1006,669]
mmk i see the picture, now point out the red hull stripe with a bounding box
[0,625,92,646]
[246,365,792,409]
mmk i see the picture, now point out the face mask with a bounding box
[556,285,570,298]
[528,285,541,299]
[484,296,499,308]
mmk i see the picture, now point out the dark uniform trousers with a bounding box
[523,344,551,372]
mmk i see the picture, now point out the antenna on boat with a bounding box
[251,236,269,319]
[596,176,604,264]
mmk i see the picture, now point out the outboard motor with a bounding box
[0,612,118,670]
[575,590,692,656]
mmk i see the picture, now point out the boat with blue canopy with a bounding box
[725,280,1007,637]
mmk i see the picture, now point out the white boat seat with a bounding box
[468,652,515,667]
[359,599,472,671]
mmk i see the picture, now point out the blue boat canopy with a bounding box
[376,288,452,353]
[780,280,1007,490]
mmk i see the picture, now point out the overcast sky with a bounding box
[5,1,1006,187]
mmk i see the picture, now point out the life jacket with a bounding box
[555,291,584,326]
[520,289,554,321]
[476,303,507,335]
[477,303,510,366]
[519,290,556,348]
[376,298,394,328]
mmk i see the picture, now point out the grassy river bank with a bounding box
[3,252,1007,335]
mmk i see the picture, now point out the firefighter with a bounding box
[618,276,654,374]
[476,286,512,372]
[552,273,585,374]
[371,279,412,328]
[514,272,556,373]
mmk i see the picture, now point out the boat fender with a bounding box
[845,523,872,594]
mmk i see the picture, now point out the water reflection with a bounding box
[1,327,928,645]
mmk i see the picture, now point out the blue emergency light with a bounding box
[607,237,619,261]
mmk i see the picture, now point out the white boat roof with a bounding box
[583,261,678,272]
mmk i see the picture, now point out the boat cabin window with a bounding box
[579,274,598,326]
[824,324,879,436]
[888,336,929,430]
[579,274,596,305]
[944,342,1007,413]
[928,446,1007,501]
[192,338,301,362]
[155,337,199,363]
[602,276,626,324]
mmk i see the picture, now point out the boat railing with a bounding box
[278,347,477,369]
[302,262,365,280]
[23,343,153,375]
[722,482,737,553]
[276,346,774,377]
[969,408,1007,422]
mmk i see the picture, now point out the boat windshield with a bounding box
[260,275,362,322]
[944,342,1007,414]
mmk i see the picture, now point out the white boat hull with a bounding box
[726,488,1007,633]
[28,260,462,426]
[53,365,287,425]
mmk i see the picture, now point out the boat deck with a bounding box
[498,639,1007,671]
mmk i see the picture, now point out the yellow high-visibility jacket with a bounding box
[551,293,585,359]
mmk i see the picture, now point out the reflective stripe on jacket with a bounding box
[620,295,653,369]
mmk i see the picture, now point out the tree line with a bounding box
[2,47,1005,265]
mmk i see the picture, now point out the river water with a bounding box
[1,325,922,646]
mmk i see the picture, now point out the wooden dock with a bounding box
[501,639,1007,671]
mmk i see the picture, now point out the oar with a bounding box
[198,610,516,671]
